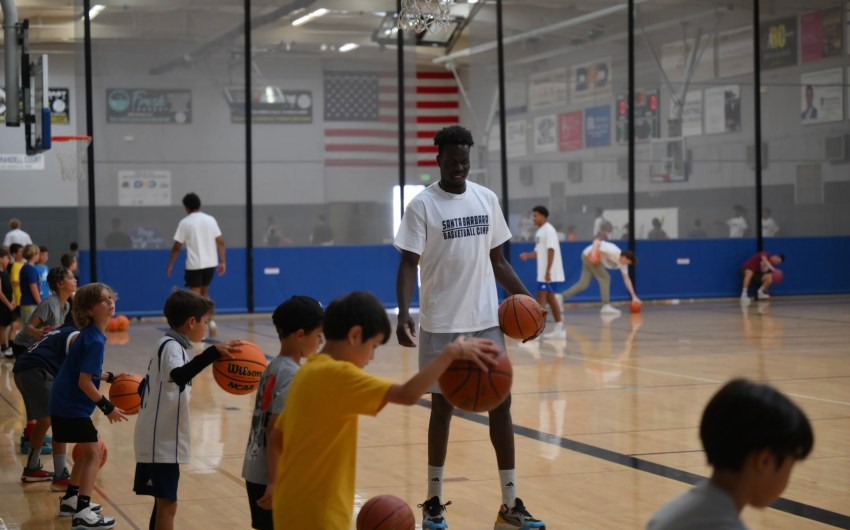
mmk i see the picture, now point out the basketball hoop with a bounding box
[51,135,92,181]
[398,0,454,33]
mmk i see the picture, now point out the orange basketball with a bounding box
[106,317,119,332]
[587,250,601,265]
[630,301,643,313]
[212,341,268,395]
[72,440,107,468]
[116,315,130,331]
[498,294,545,341]
[439,351,512,412]
[356,495,415,530]
[771,269,784,284]
[109,374,143,414]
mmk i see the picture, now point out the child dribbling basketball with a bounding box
[243,295,324,530]
[265,291,499,530]
[48,283,128,529]
[133,290,241,530]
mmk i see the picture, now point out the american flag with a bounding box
[324,70,460,168]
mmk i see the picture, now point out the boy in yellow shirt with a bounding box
[263,291,498,529]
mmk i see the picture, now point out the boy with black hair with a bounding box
[739,251,784,303]
[50,283,128,529]
[520,205,566,339]
[134,289,240,530]
[36,245,50,299]
[647,378,814,530]
[0,248,14,358]
[561,239,640,316]
[19,244,42,324]
[244,295,324,530]
[268,291,499,530]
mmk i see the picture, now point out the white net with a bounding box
[52,137,92,181]
[398,0,454,33]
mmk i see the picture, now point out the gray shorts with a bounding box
[13,368,54,420]
[419,326,506,394]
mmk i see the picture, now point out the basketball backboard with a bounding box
[24,53,52,154]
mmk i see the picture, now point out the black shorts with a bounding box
[739,268,763,286]
[51,416,98,443]
[134,463,180,501]
[245,481,273,530]
[0,305,13,326]
[184,267,215,288]
[13,306,21,319]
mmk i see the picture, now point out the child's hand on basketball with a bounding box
[396,315,417,347]
[106,408,128,423]
[214,340,244,360]
[450,336,500,371]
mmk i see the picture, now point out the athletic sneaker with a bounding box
[1,347,12,359]
[599,304,621,316]
[51,468,71,491]
[20,435,53,455]
[71,507,115,529]
[21,463,52,482]
[542,327,565,339]
[757,289,770,300]
[494,498,546,529]
[59,496,102,517]
[418,496,451,530]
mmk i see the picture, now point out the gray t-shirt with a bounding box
[241,355,300,485]
[14,294,70,349]
[647,480,747,530]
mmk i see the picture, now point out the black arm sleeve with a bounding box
[169,346,220,387]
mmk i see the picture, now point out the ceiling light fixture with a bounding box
[292,8,330,26]
[339,43,359,52]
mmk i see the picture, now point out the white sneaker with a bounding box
[71,507,115,529]
[740,293,751,306]
[600,304,621,315]
[543,327,566,339]
[757,289,770,300]
[59,496,102,517]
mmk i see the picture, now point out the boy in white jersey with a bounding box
[134,290,240,530]
[395,125,546,530]
[561,239,640,316]
[519,206,565,339]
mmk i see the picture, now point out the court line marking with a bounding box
[415,399,850,529]
[94,485,143,530]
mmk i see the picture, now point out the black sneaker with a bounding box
[418,496,451,529]
[494,497,546,529]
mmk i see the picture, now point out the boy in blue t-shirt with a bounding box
[19,244,42,324]
[36,245,50,299]
[50,283,128,529]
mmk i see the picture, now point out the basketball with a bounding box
[106,317,119,332]
[630,301,643,313]
[587,250,601,265]
[498,294,545,341]
[213,341,268,395]
[72,440,108,468]
[771,269,784,284]
[116,315,130,331]
[356,495,415,530]
[109,374,143,414]
[439,351,512,412]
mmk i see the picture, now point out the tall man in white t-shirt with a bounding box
[562,239,640,316]
[166,193,226,333]
[520,206,565,339]
[395,126,546,530]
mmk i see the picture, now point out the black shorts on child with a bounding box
[134,463,180,501]
[245,481,273,530]
[51,416,98,443]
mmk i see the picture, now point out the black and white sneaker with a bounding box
[71,507,115,529]
[59,496,102,517]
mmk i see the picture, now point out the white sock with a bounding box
[741,289,747,295]
[427,465,443,499]
[553,321,563,330]
[54,453,67,473]
[499,469,517,508]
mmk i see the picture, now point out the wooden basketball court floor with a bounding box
[1,296,848,529]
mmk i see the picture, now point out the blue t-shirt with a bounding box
[19,264,40,305]
[13,325,79,377]
[49,325,106,417]
[35,264,49,299]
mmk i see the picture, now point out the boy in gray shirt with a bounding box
[647,379,814,530]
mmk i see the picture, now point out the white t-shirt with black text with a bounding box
[395,181,511,334]
[534,222,564,283]
[174,211,222,270]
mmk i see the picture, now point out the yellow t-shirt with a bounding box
[10,262,23,306]
[272,354,393,530]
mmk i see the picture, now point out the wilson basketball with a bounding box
[72,440,107,468]
[213,341,268,395]
[771,269,784,284]
[439,351,512,412]
[630,301,643,313]
[498,294,545,341]
[356,495,415,530]
[109,374,143,414]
